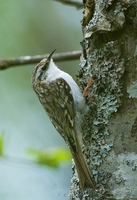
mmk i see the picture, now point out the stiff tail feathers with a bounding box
[71,132,95,189]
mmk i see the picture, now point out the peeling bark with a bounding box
[69,0,137,199]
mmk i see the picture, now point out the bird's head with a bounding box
[32,49,56,84]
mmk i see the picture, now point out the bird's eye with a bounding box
[42,60,49,71]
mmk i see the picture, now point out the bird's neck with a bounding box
[45,60,60,82]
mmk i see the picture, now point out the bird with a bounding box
[31,49,94,189]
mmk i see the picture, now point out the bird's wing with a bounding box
[40,77,76,147]
[38,78,94,189]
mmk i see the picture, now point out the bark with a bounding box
[69,0,137,199]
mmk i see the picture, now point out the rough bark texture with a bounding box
[69,0,137,199]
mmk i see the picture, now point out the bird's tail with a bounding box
[71,132,95,190]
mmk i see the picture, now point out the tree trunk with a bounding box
[69,0,137,199]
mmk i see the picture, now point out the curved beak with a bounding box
[47,49,57,62]
[41,49,57,71]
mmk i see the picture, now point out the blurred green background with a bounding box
[0,1,82,200]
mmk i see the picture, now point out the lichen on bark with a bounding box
[69,0,137,199]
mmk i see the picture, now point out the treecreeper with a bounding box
[31,49,94,189]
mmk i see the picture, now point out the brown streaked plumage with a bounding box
[31,50,95,189]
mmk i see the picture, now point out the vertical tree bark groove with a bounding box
[69,0,137,199]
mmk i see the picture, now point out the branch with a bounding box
[0,50,81,70]
[54,0,83,9]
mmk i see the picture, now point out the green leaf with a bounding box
[0,133,4,156]
[27,147,72,168]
